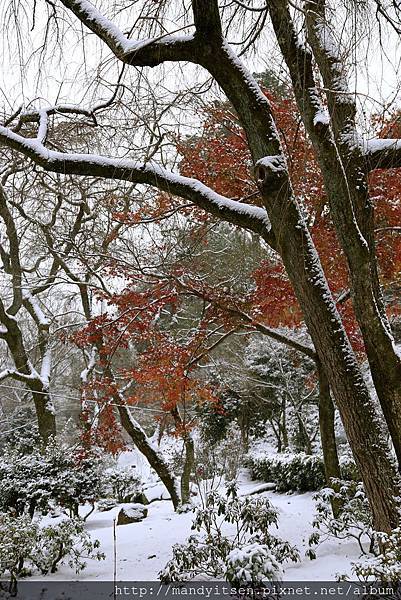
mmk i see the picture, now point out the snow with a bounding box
[40,348,52,387]
[22,290,50,327]
[0,127,270,229]
[80,347,97,385]
[68,0,194,59]
[313,109,330,127]
[221,40,274,113]
[365,137,401,155]
[37,109,48,144]
[32,465,357,582]
[256,155,286,174]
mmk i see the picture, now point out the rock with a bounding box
[124,491,150,505]
[117,503,148,525]
[243,483,276,496]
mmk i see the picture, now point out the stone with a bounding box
[117,503,148,525]
[123,491,150,505]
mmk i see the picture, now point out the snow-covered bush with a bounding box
[310,480,401,581]
[308,479,373,558]
[226,543,281,586]
[0,514,38,584]
[160,483,299,583]
[351,528,401,582]
[103,465,142,503]
[30,518,105,575]
[0,439,107,517]
[0,513,104,587]
[339,454,360,482]
[247,452,325,492]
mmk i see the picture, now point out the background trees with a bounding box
[0,0,401,532]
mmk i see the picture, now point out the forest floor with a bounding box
[31,450,361,582]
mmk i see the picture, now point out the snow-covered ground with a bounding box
[31,452,359,582]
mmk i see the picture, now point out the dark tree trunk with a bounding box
[317,362,341,484]
[296,413,313,455]
[317,362,342,517]
[118,405,181,510]
[255,161,401,532]
[180,433,195,505]
[32,390,56,445]
[281,397,289,450]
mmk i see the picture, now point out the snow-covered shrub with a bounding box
[160,483,299,583]
[310,480,401,581]
[226,543,281,586]
[247,452,325,492]
[339,454,360,482]
[0,513,104,586]
[103,465,142,503]
[48,445,108,516]
[308,479,373,558]
[0,439,107,517]
[0,513,38,584]
[0,406,40,453]
[351,528,401,582]
[30,518,105,575]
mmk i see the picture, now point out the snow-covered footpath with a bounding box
[30,452,358,582]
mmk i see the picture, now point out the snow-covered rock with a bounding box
[117,504,148,525]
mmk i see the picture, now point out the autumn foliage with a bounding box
[75,81,401,451]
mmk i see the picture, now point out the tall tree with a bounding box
[1,0,401,531]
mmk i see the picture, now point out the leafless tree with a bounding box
[1,0,401,530]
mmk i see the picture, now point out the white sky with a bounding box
[0,0,400,135]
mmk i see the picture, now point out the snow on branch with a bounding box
[22,291,51,328]
[59,0,196,65]
[0,366,41,384]
[40,348,52,388]
[364,138,401,171]
[312,20,349,95]
[306,4,356,135]
[80,347,97,385]
[0,126,272,239]
[7,95,126,131]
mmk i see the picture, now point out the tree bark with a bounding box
[316,362,341,485]
[281,397,289,450]
[32,390,56,445]
[255,161,401,532]
[117,404,181,510]
[180,433,195,505]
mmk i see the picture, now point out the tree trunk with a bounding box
[317,362,341,484]
[281,397,289,450]
[317,362,342,517]
[264,0,401,471]
[117,405,181,510]
[255,163,401,532]
[296,413,313,455]
[300,0,401,467]
[32,390,56,445]
[180,433,195,505]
